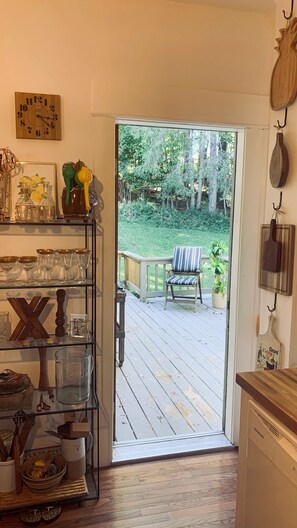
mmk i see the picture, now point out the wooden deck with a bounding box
[115,293,226,443]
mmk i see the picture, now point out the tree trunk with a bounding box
[196,133,208,210]
[183,130,196,209]
[208,132,218,214]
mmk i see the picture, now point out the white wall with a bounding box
[0,0,275,465]
[259,1,297,368]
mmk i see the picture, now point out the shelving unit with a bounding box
[0,219,100,516]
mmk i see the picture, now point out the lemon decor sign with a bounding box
[11,161,57,221]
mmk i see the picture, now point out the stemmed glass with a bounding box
[75,249,91,283]
[0,256,19,282]
[36,249,55,282]
[18,256,38,283]
[57,249,74,282]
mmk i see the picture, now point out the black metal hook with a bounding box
[274,108,288,130]
[273,191,283,212]
[283,0,294,19]
[267,293,277,314]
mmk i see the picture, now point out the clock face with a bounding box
[15,92,62,140]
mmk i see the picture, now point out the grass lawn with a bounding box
[118,220,230,257]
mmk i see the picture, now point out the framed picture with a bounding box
[69,313,89,339]
[259,224,295,295]
[10,161,58,221]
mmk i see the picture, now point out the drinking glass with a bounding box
[36,249,55,282]
[0,257,18,282]
[18,256,38,282]
[75,249,91,283]
[57,249,74,282]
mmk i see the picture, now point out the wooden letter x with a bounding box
[8,296,50,341]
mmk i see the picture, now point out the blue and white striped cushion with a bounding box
[172,246,202,273]
[166,275,197,286]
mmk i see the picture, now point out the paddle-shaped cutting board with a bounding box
[269,132,289,188]
[256,314,281,370]
[262,219,282,272]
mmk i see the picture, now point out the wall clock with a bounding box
[15,92,62,140]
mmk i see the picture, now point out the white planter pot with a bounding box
[212,292,226,309]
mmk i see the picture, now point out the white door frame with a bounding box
[93,116,269,465]
[224,127,268,444]
[114,119,269,446]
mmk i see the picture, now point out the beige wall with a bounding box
[0,0,276,465]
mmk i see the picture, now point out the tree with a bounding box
[118,124,235,215]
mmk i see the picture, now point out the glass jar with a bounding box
[55,347,94,404]
[40,183,56,222]
[15,185,34,222]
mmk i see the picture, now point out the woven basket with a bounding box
[21,454,66,493]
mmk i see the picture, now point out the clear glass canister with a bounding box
[55,347,94,404]
[15,185,33,222]
[40,182,56,222]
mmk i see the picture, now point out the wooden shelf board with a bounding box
[0,476,88,512]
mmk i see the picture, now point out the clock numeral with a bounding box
[20,104,28,112]
[17,111,23,119]
[26,97,33,105]
[49,104,55,112]
[27,126,32,134]
[52,114,58,121]
[20,120,25,127]
[35,129,41,137]
[44,128,49,135]
[34,96,42,104]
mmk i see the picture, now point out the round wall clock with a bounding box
[15,92,62,140]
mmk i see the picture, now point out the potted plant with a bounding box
[204,241,228,309]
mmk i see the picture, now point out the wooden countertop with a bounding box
[236,368,297,434]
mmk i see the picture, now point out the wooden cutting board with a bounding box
[269,131,289,188]
[262,219,282,272]
[270,17,297,110]
[256,314,281,371]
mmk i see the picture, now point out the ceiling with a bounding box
[165,0,276,13]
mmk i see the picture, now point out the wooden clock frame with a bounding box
[15,92,62,140]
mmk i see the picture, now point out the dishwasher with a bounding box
[243,400,297,528]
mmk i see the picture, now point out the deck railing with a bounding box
[117,251,216,302]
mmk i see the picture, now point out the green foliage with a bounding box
[118,125,236,215]
[119,201,230,232]
[204,240,228,295]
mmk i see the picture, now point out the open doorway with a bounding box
[113,121,237,461]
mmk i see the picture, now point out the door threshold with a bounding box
[112,432,234,465]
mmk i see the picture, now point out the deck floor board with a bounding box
[115,294,226,442]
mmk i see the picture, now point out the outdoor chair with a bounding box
[164,246,203,312]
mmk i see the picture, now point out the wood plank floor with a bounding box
[116,293,226,442]
[5,451,237,527]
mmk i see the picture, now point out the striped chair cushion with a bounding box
[172,246,202,273]
[165,275,198,286]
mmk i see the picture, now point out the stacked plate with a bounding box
[21,454,66,493]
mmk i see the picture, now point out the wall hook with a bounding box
[274,107,288,130]
[283,0,294,19]
[273,191,283,212]
[267,293,277,314]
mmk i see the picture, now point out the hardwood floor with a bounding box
[5,451,237,527]
[116,293,226,442]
